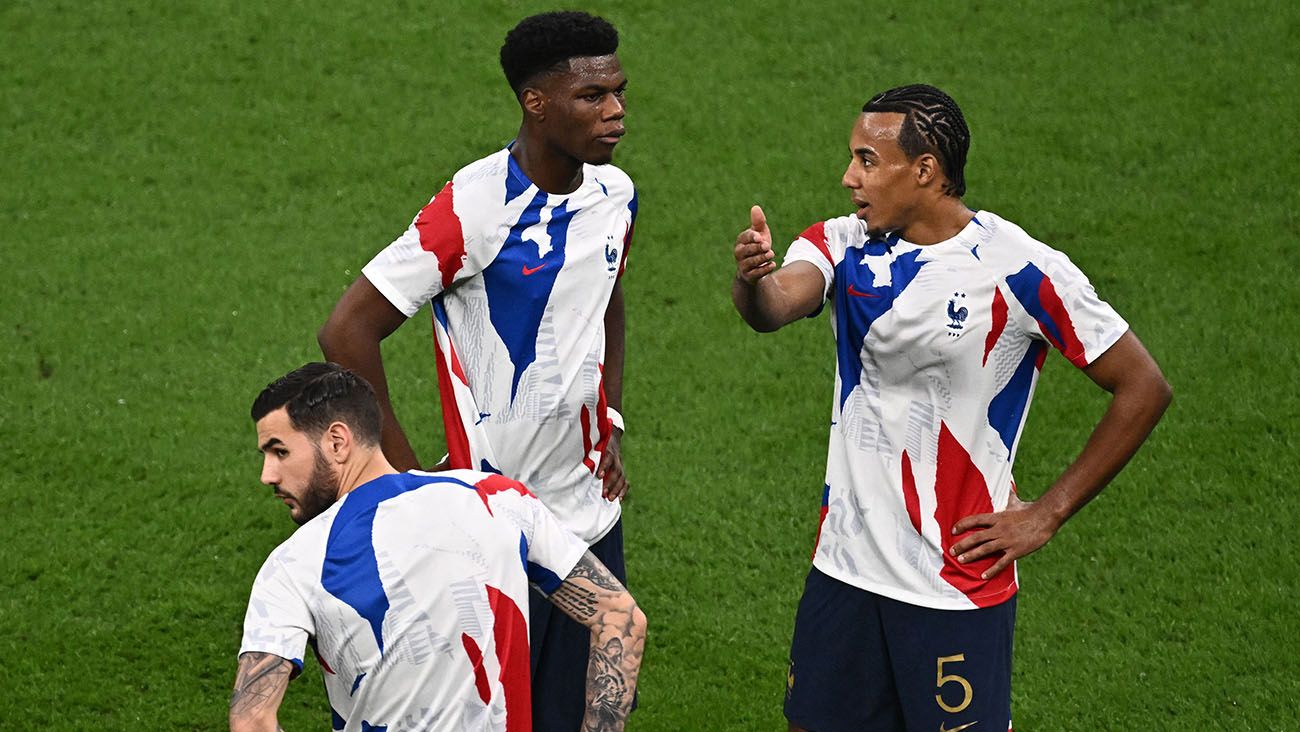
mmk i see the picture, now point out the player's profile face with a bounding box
[539,54,627,165]
[255,408,340,525]
[842,112,915,237]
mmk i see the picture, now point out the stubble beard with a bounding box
[292,448,340,526]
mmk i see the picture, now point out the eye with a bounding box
[275,448,289,458]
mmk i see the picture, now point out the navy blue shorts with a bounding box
[529,519,629,732]
[785,566,1015,732]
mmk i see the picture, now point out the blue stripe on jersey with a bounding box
[987,341,1046,457]
[321,473,473,654]
[331,706,345,730]
[361,722,388,732]
[1005,262,1064,346]
[524,528,566,594]
[480,458,502,474]
[504,149,530,204]
[482,193,578,402]
[833,242,926,410]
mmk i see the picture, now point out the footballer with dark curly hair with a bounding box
[319,11,639,731]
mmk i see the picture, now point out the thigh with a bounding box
[784,567,906,732]
[880,595,1016,732]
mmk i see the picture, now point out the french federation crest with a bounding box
[604,234,619,273]
[946,292,968,336]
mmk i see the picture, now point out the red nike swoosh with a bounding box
[522,263,547,276]
[847,284,880,298]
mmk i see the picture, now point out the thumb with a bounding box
[750,205,769,234]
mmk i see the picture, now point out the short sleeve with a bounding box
[238,552,312,675]
[473,474,587,595]
[362,180,477,317]
[783,220,845,304]
[1002,250,1129,369]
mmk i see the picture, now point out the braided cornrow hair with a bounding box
[862,84,970,197]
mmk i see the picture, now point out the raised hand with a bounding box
[734,205,776,284]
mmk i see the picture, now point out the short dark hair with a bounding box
[862,84,970,197]
[500,11,619,94]
[250,362,382,446]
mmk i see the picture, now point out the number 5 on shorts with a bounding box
[935,654,973,713]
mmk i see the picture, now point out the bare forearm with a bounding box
[318,317,420,470]
[229,652,290,732]
[1038,371,1172,526]
[732,274,791,332]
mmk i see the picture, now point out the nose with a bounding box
[260,455,278,487]
[841,162,858,190]
[603,93,625,121]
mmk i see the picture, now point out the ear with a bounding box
[520,87,547,122]
[322,421,354,464]
[914,152,940,188]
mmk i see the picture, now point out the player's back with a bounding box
[241,469,587,731]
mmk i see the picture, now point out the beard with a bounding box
[291,448,341,525]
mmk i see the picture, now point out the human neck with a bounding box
[334,449,398,500]
[898,196,974,246]
[510,132,583,194]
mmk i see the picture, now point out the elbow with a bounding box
[317,316,341,357]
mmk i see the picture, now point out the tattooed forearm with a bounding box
[565,552,628,592]
[229,651,291,728]
[548,552,646,731]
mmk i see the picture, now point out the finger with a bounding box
[981,552,1016,580]
[750,205,768,234]
[741,252,776,272]
[606,475,629,501]
[956,538,1005,564]
[950,530,996,557]
[952,512,996,535]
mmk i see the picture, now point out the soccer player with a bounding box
[316,12,637,729]
[731,85,1172,731]
[231,363,646,732]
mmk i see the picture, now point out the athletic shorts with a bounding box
[529,519,630,732]
[785,566,1015,732]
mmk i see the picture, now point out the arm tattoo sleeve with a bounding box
[548,552,647,732]
[229,651,291,724]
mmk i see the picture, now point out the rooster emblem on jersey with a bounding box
[605,234,619,273]
[946,292,968,335]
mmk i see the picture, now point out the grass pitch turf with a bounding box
[2,1,1297,729]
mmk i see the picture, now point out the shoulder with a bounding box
[969,210,1068,274]
[586,162,636,202]
[445,148,513,194]
[795,214,865,250]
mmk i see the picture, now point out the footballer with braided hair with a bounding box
[320,11,639,730]
[732,85,1171,730]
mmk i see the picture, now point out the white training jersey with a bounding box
[784,211,1129,610]
[238,469,588,731]
[363,148,637,544]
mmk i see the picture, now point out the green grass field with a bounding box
[3,1,1297,729]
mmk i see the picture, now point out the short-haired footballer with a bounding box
[231,363,645,732]
[318,12,637,730]
[731,84,1172,731]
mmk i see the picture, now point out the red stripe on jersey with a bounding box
[934,423,1017,607]
[798,222,834,268]
[592,364,612,468]
[812,504,829,559]
[1036,276,1088,367]
[618,220,633,278]
[983,288,1008,367]
[579,404,596,473]
[433,329,472,470]
[473,474,534,516]
[414,181,466,290]
[486,585,531,732]
[460,633,491,704]
[900,450,923,534]
[313,646,336,675]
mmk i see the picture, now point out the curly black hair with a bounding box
[500,11,619,94]
[863,84,970,197]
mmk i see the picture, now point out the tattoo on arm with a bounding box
[229,652,291,723]
[547,552,646,732]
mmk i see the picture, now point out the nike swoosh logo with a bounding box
[939,722,978,732]
[522,263,548,276]
[846,283,880,298]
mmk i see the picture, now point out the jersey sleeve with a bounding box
[783,219,847,304]
[1002,247,1129,368]
[616,189,637,279]
[238,551,312,676]
[361,180,481,317]
[473,474,588,596]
